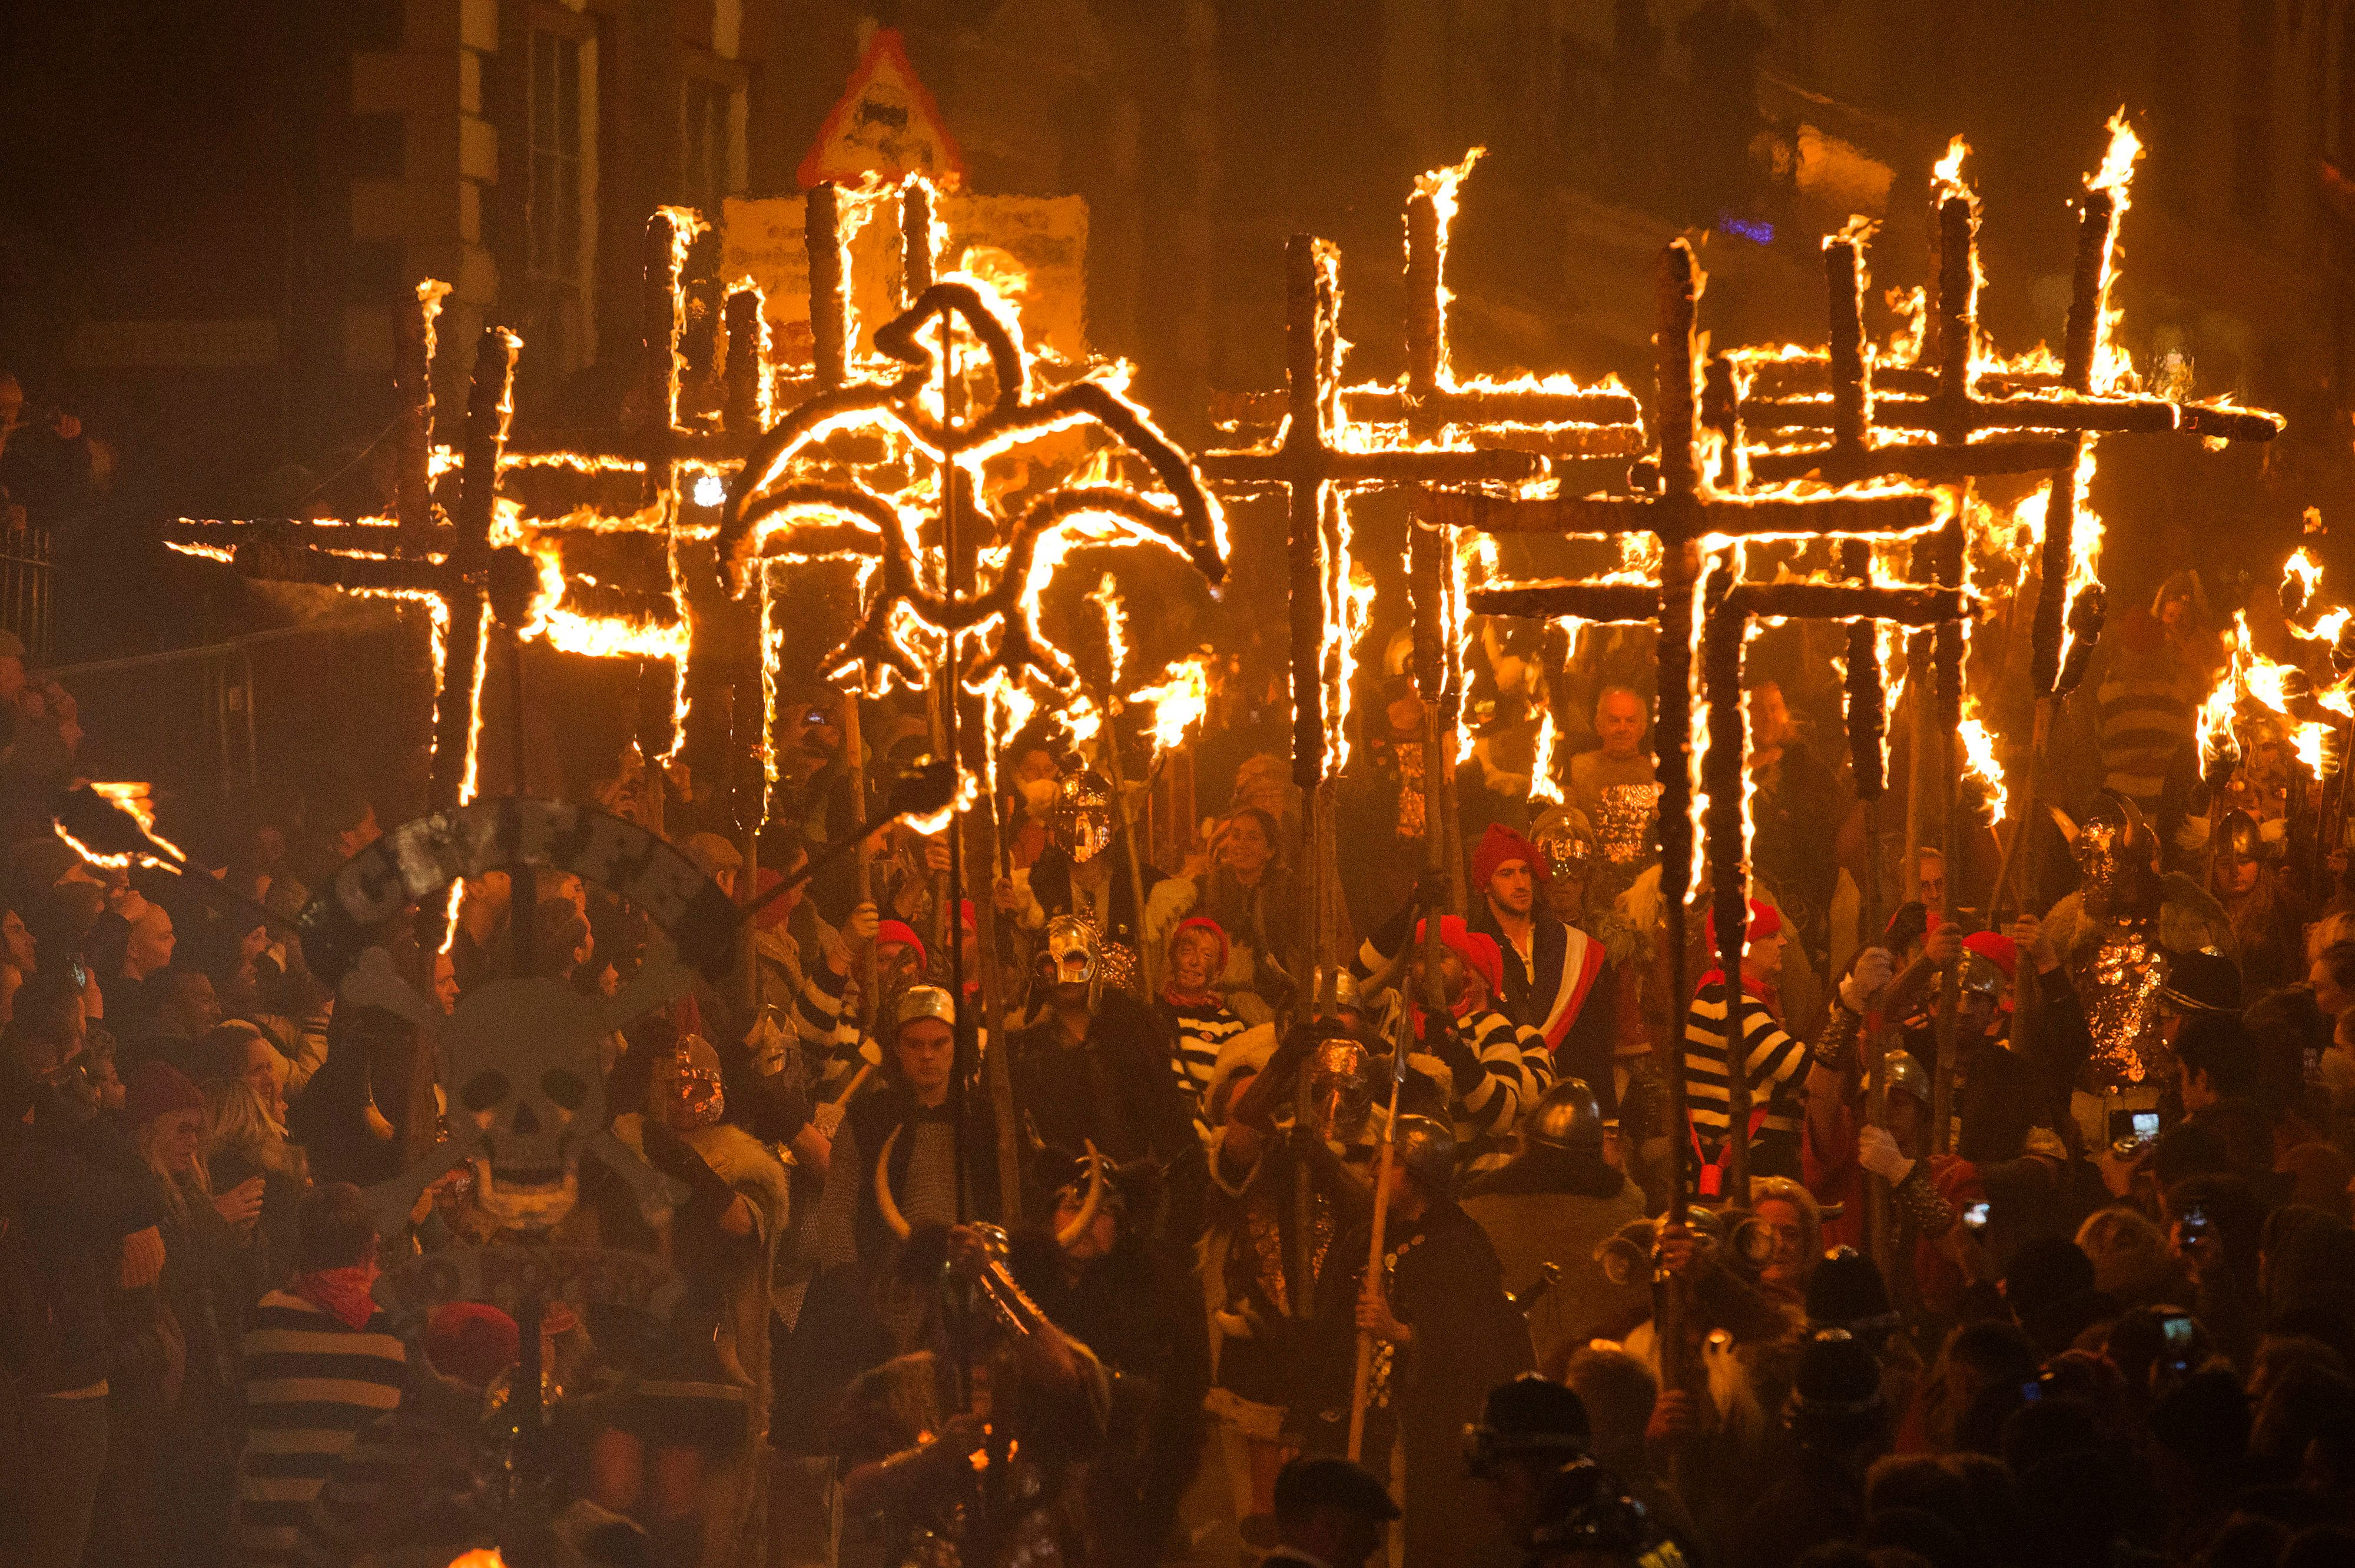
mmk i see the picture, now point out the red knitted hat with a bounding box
[876,919,928,972]
[1169,915,1231,974]
[1470,823,1549,898]
[1702,898,1783,953]
[1414,914,1504,1002]
[425,1301,521,1389]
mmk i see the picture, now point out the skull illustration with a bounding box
[442,976,611,1233]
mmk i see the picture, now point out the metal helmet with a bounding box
[1313,966,1365,1015]
[1531,806,1598,884]
[2215,808,2264,866]
[1392,1114,1458,1195]
[1880,1051,1931,1108]
[894,984,957,1035]
[669,1035,727,1128]
[1040,915,1102,991]
[1049,771,1116,864]
[1942,949,2007,1002]
[1524,1077,1606,1158]
[2062,791,2157,912]
[1307,1034,1374,1142]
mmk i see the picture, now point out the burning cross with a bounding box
[1422,238,1972,1201]
[167,209,779,817]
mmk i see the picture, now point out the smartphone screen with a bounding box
[1962,1201,1990,1231]
[2162,1314,2195,1351]
[2132,1111,2160,1141]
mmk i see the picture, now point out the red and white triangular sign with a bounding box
[797,28,966,191]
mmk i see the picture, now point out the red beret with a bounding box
[876,919,928,972]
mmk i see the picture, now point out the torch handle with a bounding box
[1346,1069,1407,1463]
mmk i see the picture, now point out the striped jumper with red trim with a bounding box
[1683,971,1809,1176]
[234,1289,407,1567]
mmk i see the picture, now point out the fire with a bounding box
[2053,444,2106,675]
[1412,147,1485,387]
[58,782,190,872]
[2085,109,2143,393]
[1088,573,1129,686]
[1932,135,1970,197]
[1129,655,1212,755]
[1528,700,1563,804]
[2198,640,2241,780]
[1957,712,2006,820]
[2283,546,2324,619]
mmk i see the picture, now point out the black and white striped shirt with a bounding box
[236,1290,408,1567]
[1443,1006,1553,1144]
[1683,975,1808,1145]
[1162,998,1247,1107]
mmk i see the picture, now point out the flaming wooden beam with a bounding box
[1424,237,1976,1210]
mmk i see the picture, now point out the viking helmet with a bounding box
[2215,808,2266,867]
[2058,792,2157,912]
[1532,806,1599,883]
[1880,1050,1931,1108]
[669,1035,727,1129]
[1314,966,1365,1015]
[1392,1114,1459,1195]
[1524,1077,1606,1158]
[1049,771,1116,863]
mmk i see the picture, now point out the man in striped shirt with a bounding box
[1683,899,1812,1187]
[234,1182,408,1567]
[1389,914,1553,1171]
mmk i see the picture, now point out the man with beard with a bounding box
[1468,825,1613,1104]
[1292,1115,1533,1568]
[1014,771,1163,994]
[1009,1150,1209,1564]
[1012,915,1195,1169]
[1462,1078,1649,1369]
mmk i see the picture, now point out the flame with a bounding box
[2198,633,2242,779]
[2085,109,2143,393]
[1529,700,1563,805]
[1932,136,1970,199]
[1129,655,1212,755]
[1958,711,2006,820]
[2284,546,2324,617]
[1087,573,1129,687]
[1412,146,1485,386]
[2052,443,2106,675]
[57,782,191,873]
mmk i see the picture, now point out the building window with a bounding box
[527,24,598,371]
[682,74,743,220]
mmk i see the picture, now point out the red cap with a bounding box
[425,1301,521,1388]
[1413,914,1504,1003]
[1471,823,1548,899]
[1963,930,2018,982]
[1702,898,1783,953]
[876,919,928,972]
[1169,915,1231,975]
[751,867,791,931]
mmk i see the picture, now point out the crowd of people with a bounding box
[1,537,2354,1568]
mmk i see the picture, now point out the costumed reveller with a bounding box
[1335,674,1441,943]
[1007,1149,1210,1564]
[1011,915,1196,1170]
[1159,913,1246,1131]
[611,1035,790,1429]
[1201,1022,1378,1524]
[1461,1077,1650,1370]
[1796,942,1899,1251]
[2205,808,2306,996]
[1856,921,2089,1318]
[1011,770,1160,993]
[1568,685,1663,911]
[1358,896,1553,1172]
[744,833,863,1101]
[780,985,1000,1449]
[1291,1115,1534,1568]
[1531,805,1647,1117]
[2038,791,2231,1143]
[1468,823,1613,1106]
[1683,898,1813,1186]
[825,1223,1112,1568]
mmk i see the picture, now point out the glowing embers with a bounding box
[717,267,1225,698]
